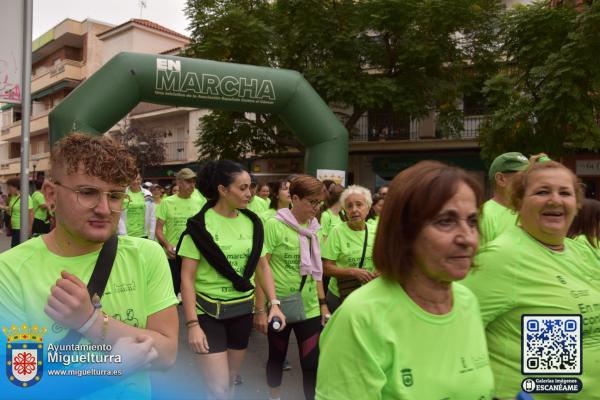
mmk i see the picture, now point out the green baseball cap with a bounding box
[488,152,529,180]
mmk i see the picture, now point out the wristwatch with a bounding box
[268,299,281,307]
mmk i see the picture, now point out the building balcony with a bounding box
[31,59,84,95]
[0,152,50,177]
[350,113,490,142]
[164,141,188,162]
[1,110,50,141]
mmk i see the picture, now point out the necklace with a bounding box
[521,228,565,252]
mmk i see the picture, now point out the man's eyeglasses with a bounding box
[54,182,130,212]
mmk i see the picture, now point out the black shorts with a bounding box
[197,313,253,354]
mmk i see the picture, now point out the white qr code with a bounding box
[522,315,582,374]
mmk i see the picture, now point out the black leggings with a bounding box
[267,316,321,400]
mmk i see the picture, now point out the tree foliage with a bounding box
[184,0,503,160]
[111,118,167,174]
[479,1,600,162]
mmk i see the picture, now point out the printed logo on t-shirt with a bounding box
[401,368,413,387]
[556,275,568,285]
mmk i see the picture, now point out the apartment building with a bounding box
[0,18,113,182]
[0,17,200,186]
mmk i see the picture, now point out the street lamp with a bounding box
[137,141,150,179]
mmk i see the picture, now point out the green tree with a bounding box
[111,118,167,177]
[185,0,502,160]
[479,1,600,162]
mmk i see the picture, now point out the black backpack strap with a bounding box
[58,234,118,345]
[358,225,368,269]
[183,204,262,293]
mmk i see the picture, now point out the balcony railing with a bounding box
[164,141,187,161]
[349,113,490,142]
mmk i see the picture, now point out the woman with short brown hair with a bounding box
[256,175,330,400]
[317,161,493,399]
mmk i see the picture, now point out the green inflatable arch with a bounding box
[48,52,348,176]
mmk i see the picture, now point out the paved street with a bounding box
[0,234,306,400]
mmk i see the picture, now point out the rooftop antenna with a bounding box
[138,0,147,18]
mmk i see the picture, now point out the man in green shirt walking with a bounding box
[479,152,529,245]
[31,180,51,236]
[156,168,205,298]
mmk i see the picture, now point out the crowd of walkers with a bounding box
[0,132,598,400]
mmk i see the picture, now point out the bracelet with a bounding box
[318,298,327,306]
[185,319,199,327]
[100,312,109,341]
[268,299,281,307]
[77,309,99,334]
[186,321,199,329]
[253,307,266,314]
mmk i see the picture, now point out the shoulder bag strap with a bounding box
[358,225,368,269]
[58,234,118,345]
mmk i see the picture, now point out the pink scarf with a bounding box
[275,208,323,281]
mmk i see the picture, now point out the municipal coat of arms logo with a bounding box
[3,324,46,387]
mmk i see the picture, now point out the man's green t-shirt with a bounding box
[0,236,177,399]
[264,218,320,319]
[125,190,146,237]
[178,208,266,313]
[31,190,48,221]
[156,194,204,246]
[192,188,208,206]
[316,278,494,399]
[479,199,518,246]
[247,195,269,215]
[463,226,600,399]
[319,209,343,242]
[8,194,33,229]
[321,223,376,297]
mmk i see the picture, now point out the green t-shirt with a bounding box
[0,236,177,399]
[321,223,376,297]
[319,209,343,242]
[463,226,600,399]
[261,208,277,223]
[573,234,600,259]
[125,190,146,237]
[156,194,204,246]
[479,199,518,246]
[31,190,48,221]
[264,218,320,319]
[247,195,269,215]
[178,208,266,313]
[316,278,494,399]
[8,194,33,229]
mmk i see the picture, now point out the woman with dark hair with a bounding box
[317,161,494,399]
[178,160,285,399]
[318,184,344,242]
[261,179,292,222]
[256,175,330,400]
[366,193,384,227]
[1,177,33,247]
[463,155,600,399]
[568,197,600,254]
